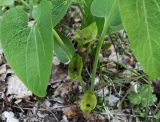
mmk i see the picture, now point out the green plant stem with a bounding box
[52,29,72,60]
[20,0,31,9]
[90,0,117,91]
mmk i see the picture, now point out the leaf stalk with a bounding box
[91,0,118,90]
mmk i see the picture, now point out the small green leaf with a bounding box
[128,94,141,105]
[54,32,75,63]
[80,91,97,113]
[0,0,53,96]
[73,22,97,45]
[51,0,72,27]
[118,0,160,79]
[128,84,157,107]
[0,0,14,6]
[68,54,83,80]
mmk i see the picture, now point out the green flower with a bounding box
[80,91,97,112]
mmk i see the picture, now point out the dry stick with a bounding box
[100,112,156,119]
[109,35,119,62]
[13,105,58,122]
[12,105,74,121]
[154,100,160,114]
[12,105,70,111]
[117,87,131,110]
[106,75,145,85]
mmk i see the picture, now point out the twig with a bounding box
[12,105,70,111]
[100,112,156,119]
[12,105,73,121]
[154,100,160,114]
[117,86,131,110]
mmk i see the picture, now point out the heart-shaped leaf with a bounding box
[51,0,72,27]
[118,0,160,79]
[91,0,122,33]
[0,0,53,96]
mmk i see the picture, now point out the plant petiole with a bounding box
[91,0,118,91]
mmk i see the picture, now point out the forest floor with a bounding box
[0,5,160,122]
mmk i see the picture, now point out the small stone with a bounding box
[7,75,32,98]
[2,111,19,122]
[96,87,109,96]
[53,56,60,66]
[108,95,119,106]
[44,100,51,108]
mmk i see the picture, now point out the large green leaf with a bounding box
[51,0,72,27]
[90,0,122,34]
[91,0,114,18]
[0,0,53,96]
[0,0,14,6]
[118,0,160,79]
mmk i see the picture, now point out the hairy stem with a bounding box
[91,0,117,90]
